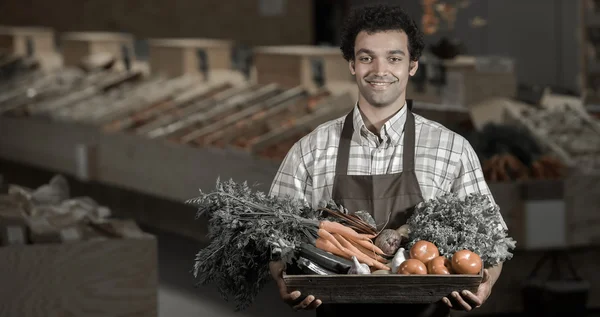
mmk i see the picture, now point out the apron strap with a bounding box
[336,100,417,175]
[335,108,354,176]
[403,100,416,172]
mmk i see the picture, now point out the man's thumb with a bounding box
[482,269,490,283]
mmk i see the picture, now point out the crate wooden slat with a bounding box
[137,84,252,137]
[154,83,279,141]
[283,272,481,304]
[178,83,282,143]
[223,91,316,148]
[250,92,353,156]
[202,86,308,146]
[184,86,306,145]
[103,81,230,132]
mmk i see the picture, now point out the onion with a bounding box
[427,256,453,275]
[409,240,440,265]
[451,250,482,275]
[397,259,428,275]
[374,229,403,255]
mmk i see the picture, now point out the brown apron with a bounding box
[316,100,451,317]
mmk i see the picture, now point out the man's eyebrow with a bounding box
[355,48,374,55]
[355,49,406,55]
[389,50,406,55]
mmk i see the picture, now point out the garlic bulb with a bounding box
[347,256,370,274]
[391,247,410,273]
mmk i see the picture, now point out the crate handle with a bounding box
[310,58,325,88]
[121,44,131,71]
[196,48,209,81]
[25,36,35,57]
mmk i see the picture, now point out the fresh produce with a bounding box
[390,247,409,273]
[406,193,516,267]
[397,259,428,275]
[187,180,515,310]
[409,240,440,265]
[372,269,392,275]
[348,255,371,274]
[469,123,543,169]
[186,179,388,310]
[427,256,453,275]
[298,243,352,274]
[482,153,529,181]
[451,250,483,275]
[374,228,403,256]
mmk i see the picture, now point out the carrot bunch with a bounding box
[314,220,391,271]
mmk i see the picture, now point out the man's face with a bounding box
[350,30,418,108]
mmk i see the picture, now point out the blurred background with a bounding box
[0,0,599,316]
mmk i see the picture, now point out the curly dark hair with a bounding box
[340,4,425,62]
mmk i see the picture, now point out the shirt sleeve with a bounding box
[268,142,313,206]
[451,141,508,230]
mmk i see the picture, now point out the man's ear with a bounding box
[349,60,356,75]
[409,61,419,76]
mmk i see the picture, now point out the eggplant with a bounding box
[296,257,335,275]
[298,243,352,274]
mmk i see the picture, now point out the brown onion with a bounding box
[397,259,428,275]
[409,240,440,265]
[427,256,453,275]
[451,250,483,275]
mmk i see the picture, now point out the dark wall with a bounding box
[0,0,314,46]
[349,0,582,93]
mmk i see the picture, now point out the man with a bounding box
[268,4,507,316]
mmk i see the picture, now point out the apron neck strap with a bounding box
[336,100,417,175]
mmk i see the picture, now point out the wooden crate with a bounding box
[283,272,482,304]
[0,26,60,70]
[60,32,135,69]
[0,26,55,57]
[253,45,352,93]
[0,235,158,316]
[147,38,233,79]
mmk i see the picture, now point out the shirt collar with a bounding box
[351,101,408,146]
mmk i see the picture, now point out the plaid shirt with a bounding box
[269,102,507,230]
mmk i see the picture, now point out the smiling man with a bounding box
[268,4,506,317]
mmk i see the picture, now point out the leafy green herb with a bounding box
[186,178,322,311]
[406,192,516,267]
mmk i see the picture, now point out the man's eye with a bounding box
[389,57,402,63]
[359,56,372,62]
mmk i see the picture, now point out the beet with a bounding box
[374,229,403,255]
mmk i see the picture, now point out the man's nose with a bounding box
[372,58,388,75]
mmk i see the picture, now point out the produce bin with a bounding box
[0,177,158,316]
[0,235,158,317]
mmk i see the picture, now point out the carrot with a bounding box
[315,237,349,258]
[319,221,375,241]
[346,238,389,263]
[333,233,388,264]
[315,237,389,271]
[318,229,345,251]
[346,236,387,256]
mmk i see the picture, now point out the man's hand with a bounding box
[442,269,492,311]
[269,261,322,311]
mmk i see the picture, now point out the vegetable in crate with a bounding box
[186,179,387,311]
[405,192,516,267]
[186,179,321,311]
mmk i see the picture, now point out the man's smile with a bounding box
[366,80,396,90]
